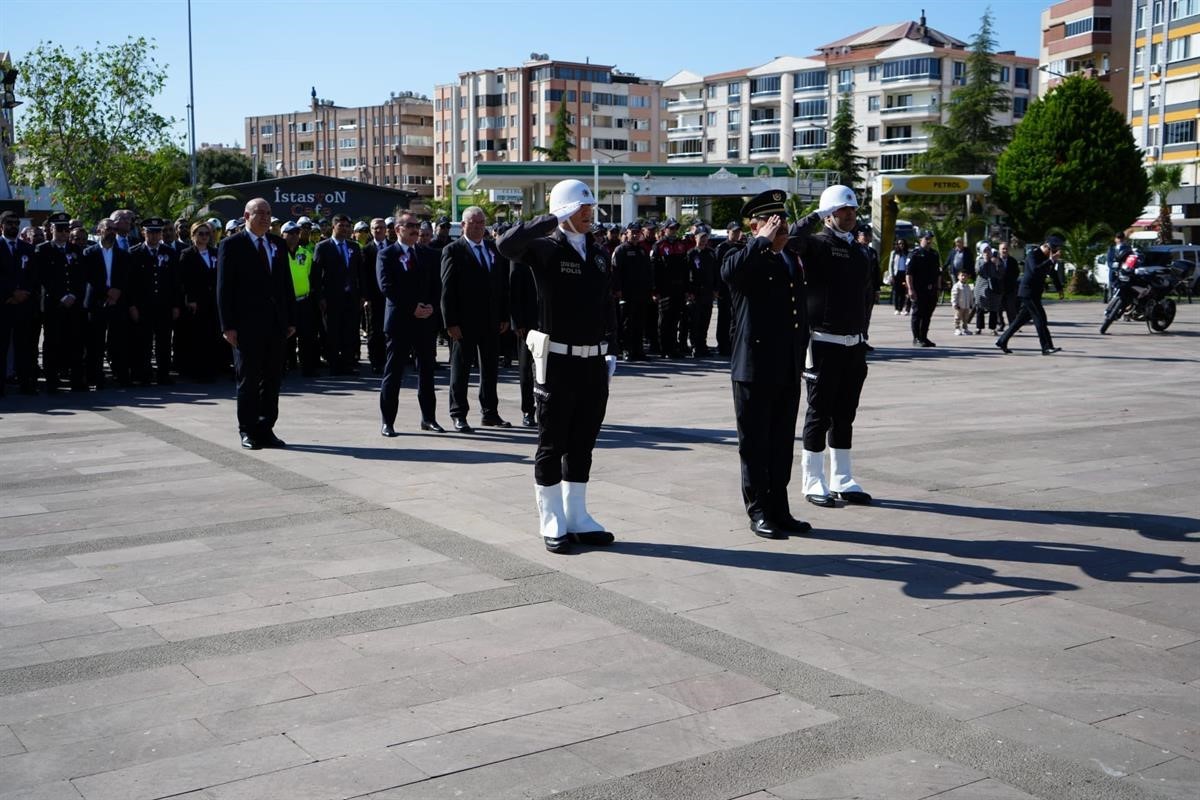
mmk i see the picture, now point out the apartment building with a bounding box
[661,16,1037,182]
[433,56,666,200]
[243,91,435,199]
[1129,0,1199,229]
[1040,0,1132,113]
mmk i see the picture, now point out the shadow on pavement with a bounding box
[285,442,529,464]
[875,499,1200,543]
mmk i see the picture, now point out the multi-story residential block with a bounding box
[243,91,435,199]
[433,56,665,200]
[1040,0,1132,114]
[661,15,1037,183]
[1129,0,1199,238]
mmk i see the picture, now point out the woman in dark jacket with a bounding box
[179,221,224,382]
[888,239,911,314]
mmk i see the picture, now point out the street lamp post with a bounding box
[0,61,22,202]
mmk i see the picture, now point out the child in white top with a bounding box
[951,270,975,335]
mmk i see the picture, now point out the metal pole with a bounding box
[186,0,198,191]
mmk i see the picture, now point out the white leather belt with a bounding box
[548,341,608,358]
[812,330,862,347]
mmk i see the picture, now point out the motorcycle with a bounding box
[1100,254,1190,334]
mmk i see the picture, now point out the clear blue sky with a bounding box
[6,0,1047,147]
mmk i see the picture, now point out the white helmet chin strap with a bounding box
[561,217,583,236]
[826,210,855,234]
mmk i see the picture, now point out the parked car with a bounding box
[1095,244,1200,299]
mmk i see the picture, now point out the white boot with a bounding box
[802,449,834,507]
[830,448,872,504]
[563,482,614,545]
[535,483,569,551]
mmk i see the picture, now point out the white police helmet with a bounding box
[548,179,596,218]
[818,185,858,213]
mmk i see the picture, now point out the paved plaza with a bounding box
[1,300,1198,800]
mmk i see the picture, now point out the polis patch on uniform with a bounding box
[560,261,581,275]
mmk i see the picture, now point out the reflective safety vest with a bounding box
[289,249,311,298]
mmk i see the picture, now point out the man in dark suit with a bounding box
[1,213,39,394]
[37,212,89,392]
[311,213,362,375]
[722,192,811,540]
[508,250,539,428]
[360,217,389,375]
[217,198,297,450]
[378,212,441,437]
[83,218,135,388]
[440,206,511,432]
[996,236,1065,355]
[128,218,182,385]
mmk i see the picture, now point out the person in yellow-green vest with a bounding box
[282,221,319,376]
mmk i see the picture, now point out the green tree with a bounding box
[709,197,743,228]
[196,148,259,186]
[13,37,176,221]
[823,93,863,189]
[1047,221,1112,294]
[532,103,574,162]
[913,8,1011,175]
[993,75,1147,241]
[1146,163,1183,244]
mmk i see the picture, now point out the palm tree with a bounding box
[1046,221,1112,294]
[1147,163,1183,244]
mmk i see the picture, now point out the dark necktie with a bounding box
[475,244,488,271]
[257,237,270,274]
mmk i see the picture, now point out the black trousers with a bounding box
[286,297,320,374]
[716,294,731,355]
[657,292,685,355]
[1000,291,1019,328]
[233,331,285,436]
[621,298,648,358]
[517,338,535,416]
[534,353,608,486]
[323,292,360,371]
[732,380,801,522]
[892,276,911,312]
[188,308,223,382]
[863,294,876,341]
[379,328,436,425]
[87,306,131,385]
[910,291,937,342]
[133,308,174,382]
[998,297,1054,350]
[43,305,87,388]
[974,294,1001,331]
[364,296,385,371]
[690,296,713,355]
[448,331,498,420]
[802,341,868,452]
[11,306,40,388]
[0,307,10,393]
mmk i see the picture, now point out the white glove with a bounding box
[554,201,582,222]
[605,354,617,381]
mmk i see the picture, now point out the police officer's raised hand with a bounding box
[757,215,784,242]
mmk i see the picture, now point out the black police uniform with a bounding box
[650,234,689,356]
[361,238,389,374]
[858,238,881,343]
[82,241,135,387]
[687,245,719,357]
[998,253,1021,327]
[714,236,745,356]
[789,215,871,454]
[1,232,39,394]
[497,215,615,488]
[508,256,540,422]
[611,239,652,360]
[129,240,182,383]
[36,239,88,391]
[997,247,1063,353]
[906,243,941,345]
[723,219,808,532]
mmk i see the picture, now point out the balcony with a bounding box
[749,147,779,158]
[667,124,704,139]
[879,102,941,119]
[667,151,704,162]
[750,90,782,105]
[880,73,940,87]
[879,135,929,147]
[666,97,704,112]
[749,117,781,130]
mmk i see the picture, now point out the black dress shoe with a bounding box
[544,536,572,554]
[921,340,936,347]
[259,432,287,448]
[834,490,873,505]
[521,413,537,428]
[863,343,875,352]
[570,530,615,546]
[806,493,837,508]
[452,417,474,433]
[240,434,261,450]
[381,423,398,437]
[420,420,446,433]
[1041,347,1061,355]
[481,416,512,428]
[773,515,813,534]
[912,338,922,346]
[750,518,786,539]
[995,341,1013,354]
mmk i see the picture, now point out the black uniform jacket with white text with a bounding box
[721,234,808,384]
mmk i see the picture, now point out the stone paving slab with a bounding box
[0,303,1198,799]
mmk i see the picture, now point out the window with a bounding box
[668,139,702,157]
[1013,97,1029,117]
[750,76,781,95]
[707,138,717,153]
[260,124,274,135]
[728,108,742,129]
[544,89,563,102]
[884,125,912,142]
[630,95,650,108]
[750,132,780,152]
[435,98,443,112]
[880,152,914,172]
[593,92,628,107]
[793,70,827,91]
[792,129,827,150]
[707,84,718,99]
[996,66,1010,84]
[298,141,313,152]
[1165,119,1197,145]
[868,65,879,81]
[837,68,854,92]
[1015,67,1030,89]
[952,61,967,85]
[727,145,740,158]
[867,96,880,112]
[297,159,314,170]
[706,111,718,126]
[593,138,629,151]
[750,108,779,123]
[339,138,357,149]
[886,93,913,110]
[794,98,828,119]
[635,140,650,152]
[1153,0,1163,24]
[727,81,741,98]
[340,157,357,169]
[883,57,941,82]
[1168,35,1191,62]
[867,126,879,142]
[260,143,274,154]
[566,90,576,102]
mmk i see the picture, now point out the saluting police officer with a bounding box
[497,179,617,554]
[789,185,874,507]
[36,212,88,392]
[722,191,811,539]
[129,218,182,385]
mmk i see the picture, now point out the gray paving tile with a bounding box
[768,748,988,799]
[69,734,313,800]
[65,540,213,567]
[0,780,85,800]
[364,749,612,800]
[1068,637,1200,684]
[930,778,1041,799]
[151,604,314,642]
[185,639,362,685]
[0,723,24,756]
[1127,756,1200,800]
[645,670,776,712]
[0,665,202,724]
[39,625,166,659]
[1097,708,1200,760]
[202,749,425,799]
[0,590,152,627]
[289,644,463,694]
